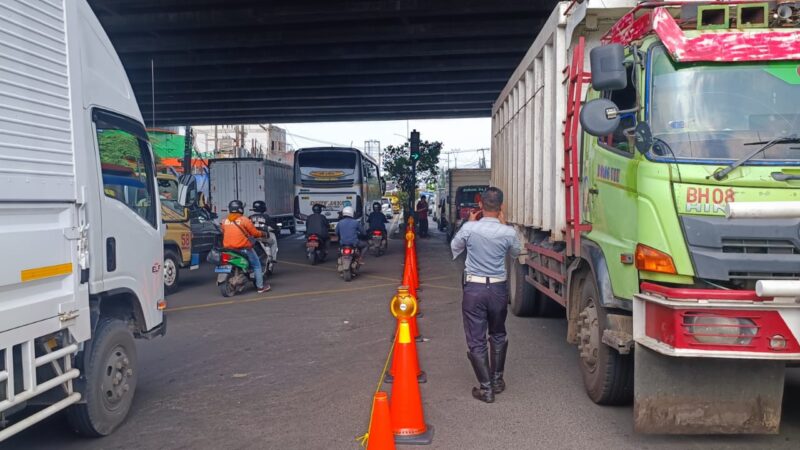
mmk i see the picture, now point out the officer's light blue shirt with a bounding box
[450,217,521,279]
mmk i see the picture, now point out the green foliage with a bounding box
[99,130,160,166]
[382,140,442,194]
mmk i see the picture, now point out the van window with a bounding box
[95,113,157,227]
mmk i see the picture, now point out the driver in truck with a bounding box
[222,200,270,293]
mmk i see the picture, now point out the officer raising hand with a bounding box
[450,187,521,403]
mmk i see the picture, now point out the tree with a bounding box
[382,140,442,196]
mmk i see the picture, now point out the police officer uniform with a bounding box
[451,209,520,403]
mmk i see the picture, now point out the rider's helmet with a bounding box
[342,206,355,218]
[228,200,244,214]
[251,200,266,213]
[312,204,323,214]
[372,201,381,213]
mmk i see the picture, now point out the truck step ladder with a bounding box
[0,339,81,442]
[562,36,593,257]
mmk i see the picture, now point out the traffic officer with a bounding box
[450,187,520,403]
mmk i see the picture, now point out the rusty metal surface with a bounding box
[634,344,785,434]
[603,5,800,62]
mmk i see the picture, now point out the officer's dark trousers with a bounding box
[462,281,508,354]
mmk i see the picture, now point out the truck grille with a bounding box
[722,239,799,255]
[680,215,800,282]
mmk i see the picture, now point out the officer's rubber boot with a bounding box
[467,351,495,403]
[490,340,508,394]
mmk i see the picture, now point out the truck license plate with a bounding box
[215,265,232,273]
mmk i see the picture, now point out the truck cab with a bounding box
[157,174,195,294]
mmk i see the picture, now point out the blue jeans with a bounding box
[242,248,264,289]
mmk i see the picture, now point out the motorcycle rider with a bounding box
[335,206,367,264]
[249,200,278,265]
[305,203,331,254]
[367,201,389,243]
[222,200,270,293]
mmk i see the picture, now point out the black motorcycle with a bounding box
[337,245,360,282]
[306,234,327,265]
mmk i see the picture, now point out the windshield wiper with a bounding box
[712,134,800,181]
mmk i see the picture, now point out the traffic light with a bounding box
[410,130,421,162]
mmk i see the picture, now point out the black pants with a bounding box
[418,218,428,236]
[462,281,508,354]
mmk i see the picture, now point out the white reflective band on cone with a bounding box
[756,280,800,298]
[725,201,800,219]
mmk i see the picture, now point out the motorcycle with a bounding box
[368,229,387,257]
[215,249,265,297]
[337,245,361,282]
[215,227,275,297]
[306,233,327,265]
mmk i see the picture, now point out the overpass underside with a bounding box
[89,0,557,125]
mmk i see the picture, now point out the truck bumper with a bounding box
[632,282,798,434]
[633,282,800,360]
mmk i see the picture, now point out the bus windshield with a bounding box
[649,46,800,163]
[296,151,358,185]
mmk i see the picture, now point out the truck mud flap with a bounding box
[633,344,784,434]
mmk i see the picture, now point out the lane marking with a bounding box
[419,282,461,292]
[167,281,398,313]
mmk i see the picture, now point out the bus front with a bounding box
[294,148,363,236]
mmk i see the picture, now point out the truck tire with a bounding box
[67,318,138,436]
[163,249,181,295]
[508,256,539,317]
[577,276,633,405]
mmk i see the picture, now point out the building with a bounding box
[193,124,292,164]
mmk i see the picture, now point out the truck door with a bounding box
[94,110,163,325]
[583,65,640,290]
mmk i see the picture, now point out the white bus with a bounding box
[293,147,384,235]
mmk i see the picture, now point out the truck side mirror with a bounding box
[177,174,197,207]
[590,44,627,91]
[580,98,621,137]
[633,122,653,154]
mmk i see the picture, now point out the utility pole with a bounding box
[408,130,420,222]
[477,148,487,168]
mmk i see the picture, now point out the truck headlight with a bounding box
[683,314,757,346]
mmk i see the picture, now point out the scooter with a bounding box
[368,229,387,256]
[215,227,275,297]
[215,249,266,297]
[306,234,327,265]
[337,245,361,282]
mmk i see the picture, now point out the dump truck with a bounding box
[492,0,800,434]
[209,158,296,234]
[442,168,490,240]
[0,0,166,440]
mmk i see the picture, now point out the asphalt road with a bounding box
[5,221,800,449]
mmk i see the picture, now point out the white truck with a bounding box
[0,0,165,440]
[441,168,490,240]
[209,158,297,234]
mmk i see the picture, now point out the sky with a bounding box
[274,117,491,169]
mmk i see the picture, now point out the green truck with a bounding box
[492,0,800,434]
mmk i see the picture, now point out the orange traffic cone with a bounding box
[402,259,417,299]
[385,316,425,383]
[366,391,396,450]
[389,320,434,445]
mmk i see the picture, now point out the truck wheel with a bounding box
[67,318,138,436]
[290,226,296,234]
[577,276,633,405]
[508,256,539,317]
[163,249,180,295]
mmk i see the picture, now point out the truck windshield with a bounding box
[295,151,358,185]
[649,46,800,163]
